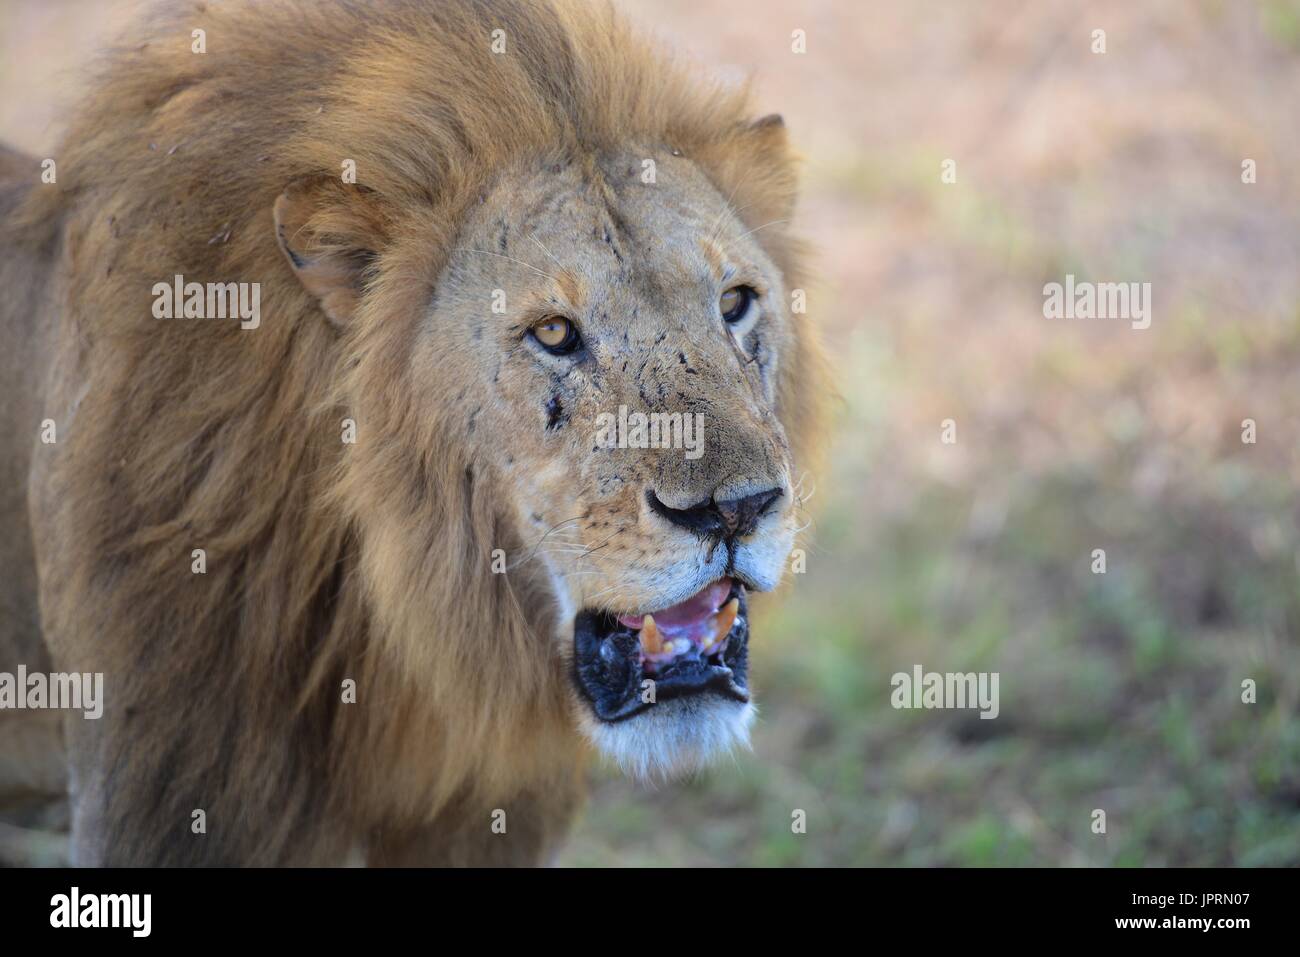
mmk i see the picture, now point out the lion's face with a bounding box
[419,146,800,777]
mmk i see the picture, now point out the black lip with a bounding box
[573,583,750,723]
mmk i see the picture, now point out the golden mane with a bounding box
[5,0,825,863]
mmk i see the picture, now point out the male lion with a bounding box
[0,0,826,865]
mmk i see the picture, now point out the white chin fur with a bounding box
[581,696,756,782]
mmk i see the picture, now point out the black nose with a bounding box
[647,487,783,542]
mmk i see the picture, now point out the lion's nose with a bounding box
[647,486,783,541]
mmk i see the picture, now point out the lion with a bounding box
[0,0,826,866]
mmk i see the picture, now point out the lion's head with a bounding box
[262,3,826,782]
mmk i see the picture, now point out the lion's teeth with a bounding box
[639,614,662,655]
[703,598,739,651]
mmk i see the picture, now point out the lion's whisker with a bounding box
[734,219,788,242]
[527,234,567,275]
[706,159,757,246]
[461,247,559,283]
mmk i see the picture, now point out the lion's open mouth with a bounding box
[573,578,750,722]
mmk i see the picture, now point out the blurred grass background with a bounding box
[2,0,1298,866]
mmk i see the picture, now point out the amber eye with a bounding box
[530,316,580,355]
[719,285,756,324]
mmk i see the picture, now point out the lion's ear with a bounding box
[698,113,799,231]
[273,178,385,327]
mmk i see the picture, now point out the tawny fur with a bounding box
[0,0,827,865]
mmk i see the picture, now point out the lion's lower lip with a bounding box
[573,582,750,722]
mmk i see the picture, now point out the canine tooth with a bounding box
[640,614,662,655]
[704,598,739,651]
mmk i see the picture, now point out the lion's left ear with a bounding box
[273,177,387,327]
[697,113,799,232]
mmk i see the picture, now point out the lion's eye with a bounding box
[719,285,756,324]
[530,316,580,355]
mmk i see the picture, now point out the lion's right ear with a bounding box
[273,178,386,327]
